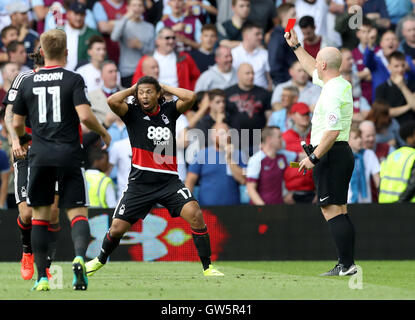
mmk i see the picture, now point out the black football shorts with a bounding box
[27,166,88,208]
[112,175,197,225]
[312,141,354,207]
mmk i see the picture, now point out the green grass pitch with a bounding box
[1,261,415,300]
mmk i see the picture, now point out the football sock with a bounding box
[70,216,90,259]
[46,223,60,268]
[328,214,355,268]
[344,214,356,261]
[98,231,121,264]
[17,216,32,254]
[31,219,50,280]
[191,226,212,270]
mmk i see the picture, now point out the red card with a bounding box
[285,18,296,32]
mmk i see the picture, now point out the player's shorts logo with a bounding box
[21,186,27,198]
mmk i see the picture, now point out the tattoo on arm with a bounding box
[5,105,18,140]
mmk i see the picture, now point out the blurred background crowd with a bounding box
[0,0,414,209]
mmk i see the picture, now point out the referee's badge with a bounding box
[8,89,17,102]
[278,158,285,170]
[327,112,339,127]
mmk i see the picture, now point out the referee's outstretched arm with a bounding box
[284,29,316,77]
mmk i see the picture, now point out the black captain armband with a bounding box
[308,152,320,165]
[19,133,32,145]
[291,43,301,51]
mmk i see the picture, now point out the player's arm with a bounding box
[246,181,265,206]
[107,86,133,117]
[284,28,316,77]
[185,172,199,193]
[5,104,27,159]
[76,104,111,149]
[160,84,197,114]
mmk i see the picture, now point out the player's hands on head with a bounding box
[284,29,299,47]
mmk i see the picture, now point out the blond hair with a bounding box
[40,29,67,60]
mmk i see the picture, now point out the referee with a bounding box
[285,28,357,276]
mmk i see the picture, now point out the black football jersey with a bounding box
[12,66,90,167]
[121,99,181,184]
[3,69,35,131]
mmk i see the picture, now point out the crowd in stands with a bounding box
[1,0,415,209]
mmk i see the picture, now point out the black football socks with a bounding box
[70,216,91,259]
[328,214,355,268]
[98,231,121,264]
[191,226,212,270]
[46,223,60,269]
[17,216,32,254]
[31,219,49,280]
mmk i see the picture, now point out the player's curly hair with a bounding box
[132,76,166,107]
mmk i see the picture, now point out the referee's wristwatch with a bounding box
[308,152,320,165]
[291,43,301,51]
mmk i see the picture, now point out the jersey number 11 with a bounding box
[33,86,61,123]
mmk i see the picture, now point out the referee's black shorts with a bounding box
[312,141,354,207]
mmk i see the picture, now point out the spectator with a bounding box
[0,26,18,64]
[88,61,122,125]
[225,63,272,156]
[190,24,217,73]
[375,51,415,126]
[217,0,250,49]
[325,0,344,48]
[156,0,202,52]
[379,120,415,203]
[351,17,375,104]
[268,2,297,86]
[396,2,415,42]
[282,103,316,204]
[216,0,233,28]
[359,120,394,163]
[6,41,30,74]
[0,62,19,103]
[43,0,97,31]
[141,55,160,79]
[295,0,329,41]
[64,2,101,71]
[268,87,300,133]
[363,0,391,31]
[85,148,117,208]
[271,61,321,111]
[399,16,415,62]
[132,27,200,90]
[108,137,131,200]
[366,100,406,149]
[93,0,127,64]
[298,15,328,59]
[347,125,380,203]
[162,0,217,25]
[385,0,413,27]
[185,122,247,206]
[246,126,296,205]
[335,0,366,50]
[231,21,272,91]
[246,0,276,34]
[111,0,155,88]
[194,89,227,148]
[364,30,415,102]
[194,45,238,92]
[6,2,38,69]
[76,35,107,92]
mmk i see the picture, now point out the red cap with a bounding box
[290,102,310,115]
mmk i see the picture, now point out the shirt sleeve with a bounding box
[312,69,324,87]
[366,149,380,175]
[72,75,91,107]
[323,86,345,131]
[246,152,262,181]
[92,2,108,22]
[12,82,28,116]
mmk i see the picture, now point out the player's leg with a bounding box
[27,166,56,291]
[46,194,60,279]
[86,182,150,276]
[14,159,34,280]
[160,180,223,276]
